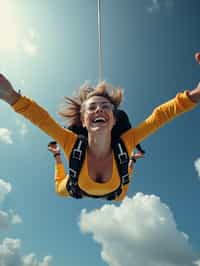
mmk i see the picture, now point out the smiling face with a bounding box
[81,96,116,133]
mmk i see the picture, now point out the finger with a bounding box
[48,141,57,146]
[0,73,8,81]
[48,144,55,148]
[129,161,133,168]
[195,52,200,64]
[48,144,57,150]
[48,147,55,152]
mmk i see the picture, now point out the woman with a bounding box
[47,106,145,199]
[0,73,199,201]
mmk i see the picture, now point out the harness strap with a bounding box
[67,136,87,198]
[67,136,130,200]
[112,139,130,185]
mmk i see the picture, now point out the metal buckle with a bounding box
[72,140,83,160]
[117,143,128,164]
[72,149,82,160]
[121,174,129,184]
[118,153,128,164]
[69,168,77,179]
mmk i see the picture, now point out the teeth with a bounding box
[93,117,106,123]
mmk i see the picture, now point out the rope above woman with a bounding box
[98,0,103,82]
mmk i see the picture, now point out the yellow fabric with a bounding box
[12,91,196,201]
[54,163,69,197]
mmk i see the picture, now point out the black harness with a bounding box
[66,135,130,200]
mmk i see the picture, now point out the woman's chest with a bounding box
[78,152,120,195]
[87,154,113,183]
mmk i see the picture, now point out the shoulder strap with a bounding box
[112,138,130,186]
[103,138,129,200]
[67,135,87,198]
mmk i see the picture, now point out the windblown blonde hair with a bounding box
[58,81,123,127]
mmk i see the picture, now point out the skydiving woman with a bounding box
[47,106,145,195]
[0,73,199,201]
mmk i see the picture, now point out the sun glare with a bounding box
[0,1,18,51]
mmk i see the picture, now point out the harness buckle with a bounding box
[117,143,128,164]
[69,168,77,179]
[118,153,128,164]
[121,174,129,184]
[72,139,84,160]
[72,149,82,160]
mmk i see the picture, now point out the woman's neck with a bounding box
[88,131,112,159]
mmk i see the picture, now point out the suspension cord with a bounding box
[97,0,103,82]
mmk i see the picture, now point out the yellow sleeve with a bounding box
[55,163,70,197]
[12,96,77,156]
[122,91,197,149]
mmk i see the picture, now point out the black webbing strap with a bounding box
[67,135,87,198]
[67,136,130,200]
[104,139,130,200]
[112,138,130,186]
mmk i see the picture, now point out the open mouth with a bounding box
[92,117,107,124]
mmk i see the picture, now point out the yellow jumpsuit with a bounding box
[12,91,196,201]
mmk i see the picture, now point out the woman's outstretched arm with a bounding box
[0,73,77,155]
[122,83,200,150]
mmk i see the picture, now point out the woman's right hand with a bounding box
[128,151,144,168]
[0,74,20,105]
[48,141,60,156]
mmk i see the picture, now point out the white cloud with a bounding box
[9,210,23,225]
[0,238,21,265]
[194,259,200,266]
[11,213,22,225]
[194,158,200,180]
[0,210,9,230]
[22,40,38,56]
[147,0,174,13]
[0,180,22,230]
[79,193,200,266]
[0,238,52,266]
[22,253,52,266]
[0,179,12,204]
[16,119,28,136]
[21,28,39,57]
[0,179,51,265]
[0,210,22,230]
[0,128,13,144]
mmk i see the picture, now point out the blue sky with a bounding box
[0,0,200,265]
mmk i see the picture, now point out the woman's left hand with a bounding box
[188,82,200,103]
